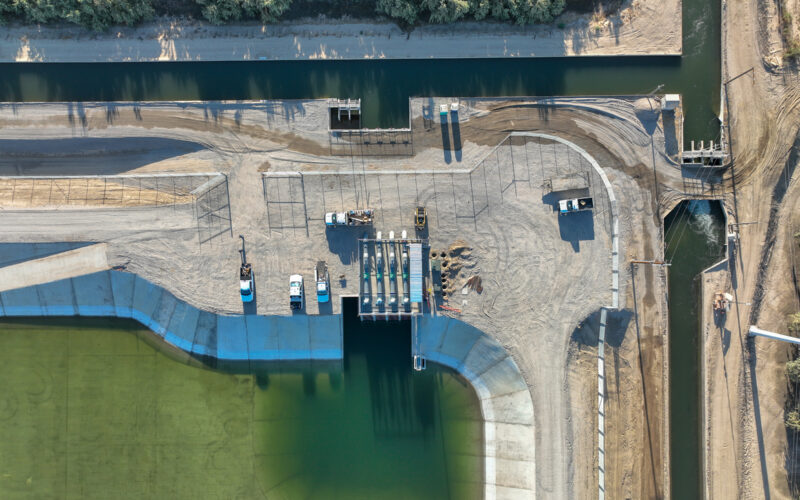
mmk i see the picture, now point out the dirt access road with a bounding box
[702,0,800,497]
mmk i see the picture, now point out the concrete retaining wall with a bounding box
[418,316,535,500]
[0,270,342,362]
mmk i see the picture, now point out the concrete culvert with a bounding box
[442,261,448,267]
[440,252,447,258]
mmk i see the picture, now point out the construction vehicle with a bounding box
[713,292,732,315]
[325,209,374,226]
[414,206,427,231]
[315,261,330,303]
[289,274,304,310]
[238,235,254,303]
[559,197,594,215]
[239,263,254,303]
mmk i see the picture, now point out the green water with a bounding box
[0,302,482,499]
[0,0,720,141]
[665,200,726,499]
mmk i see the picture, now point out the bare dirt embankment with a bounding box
[703,0,800,496]
[0,0,680,62]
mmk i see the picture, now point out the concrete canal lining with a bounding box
[0,270,342,361]
[417,315,536,499]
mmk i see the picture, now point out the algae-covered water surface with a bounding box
[0,302,482,499]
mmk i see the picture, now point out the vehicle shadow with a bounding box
[451,110,462,162]
[325,226,370,265]
[243,288,257,315]
[318,298,333,315]
[440,114,451,164]
[557,211,595,252]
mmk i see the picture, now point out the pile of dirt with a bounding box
[437,240,481,300]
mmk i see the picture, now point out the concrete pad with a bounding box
[492,422,536,462]
[277,315,312,360]
[164,330,194,353]
[242,315,276,360]
[130,276,163,330]
[72,271,115,316]
[0,242,91,267]
[172,303,201,346]
[484,389,534,425]
[216,315,249,360]
[0,243,109,292]
[438,319,483,370]
[308,315,342,360]
[110,271,136,318]
[462,333,509,377]
[493,457,536,491]
[0,286,43,316]
[418,315,449,354]
[472,356,528,399]
[495,484,536,500]
[191,310,217,357]
[166,300,190,338]
[150,291,179,336]
[37,278,77,316]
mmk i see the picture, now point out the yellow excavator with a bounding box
[414,206,427,231]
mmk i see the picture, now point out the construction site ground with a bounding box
[0,96,682,499]
[692,0,800,496]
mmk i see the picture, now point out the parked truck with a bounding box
[325,209,374,226]
[314,261,330,303]
[239,263,254,303]
[559,197,594,215]
[289,274,304,310]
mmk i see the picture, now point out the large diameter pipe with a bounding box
[748,325,800,345]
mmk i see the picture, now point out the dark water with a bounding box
[665,199,726,499]
[0,298,482,498]
[0,0,720,141]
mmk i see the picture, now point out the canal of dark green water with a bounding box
[0,0,724,497]
[0,0,719,141]
[665,200,726,499]
[0,298,482,498]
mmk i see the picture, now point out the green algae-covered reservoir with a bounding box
[0,300,482,498]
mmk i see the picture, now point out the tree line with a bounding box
[0,0,565,31]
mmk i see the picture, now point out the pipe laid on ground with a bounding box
[748,325,800,345]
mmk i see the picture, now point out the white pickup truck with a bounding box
[289,275,304,310]
[325,209,374,226]
[559,197,594,215]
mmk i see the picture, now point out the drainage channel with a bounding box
[665,199,726,499]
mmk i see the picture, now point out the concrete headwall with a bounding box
[0,270,342,361]
[418,316,535,499]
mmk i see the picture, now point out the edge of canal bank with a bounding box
[0,0,681,63]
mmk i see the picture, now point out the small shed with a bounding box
[662,94,680,111]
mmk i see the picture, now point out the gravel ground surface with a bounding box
[0,96,682,499]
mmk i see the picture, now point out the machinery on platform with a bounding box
[558,197,594,215]
[325,209,374,226]
[315,261,330,303]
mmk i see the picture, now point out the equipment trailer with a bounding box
[325,209,375,226]
[559,197,594,215]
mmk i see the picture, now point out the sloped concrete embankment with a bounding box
[0,270,342,361]
[418,315,535,499]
